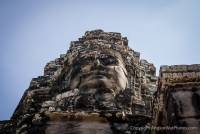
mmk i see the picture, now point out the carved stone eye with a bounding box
[78,57,95,66]
[75,55,118,67]
[100,56,118,66]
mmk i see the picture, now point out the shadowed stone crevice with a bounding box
[192,92,200,113]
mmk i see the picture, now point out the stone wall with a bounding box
[155,65,200,133]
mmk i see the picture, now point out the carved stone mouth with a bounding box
[96,88,115,94]
[91,75,105,79]
[81,71,112,79]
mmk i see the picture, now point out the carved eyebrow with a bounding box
[74,54,121,65]
[73,57,95,66]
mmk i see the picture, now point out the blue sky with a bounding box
[0,0,200,120]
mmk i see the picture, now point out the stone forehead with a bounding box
[77,50,123,60]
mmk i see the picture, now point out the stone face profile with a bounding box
[0,30,199,134]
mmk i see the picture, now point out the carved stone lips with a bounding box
[81,70,113,79]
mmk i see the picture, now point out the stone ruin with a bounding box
[0,30,199,134]
[154,65,200,134]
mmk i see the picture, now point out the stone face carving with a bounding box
[0,30,199,134]
[62,50,128,111]
[48,29,157,117]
